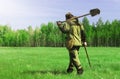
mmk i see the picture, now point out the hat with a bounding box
[65,12,74,20]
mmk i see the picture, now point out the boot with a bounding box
[67,68,73,73]
[77,68,84,75]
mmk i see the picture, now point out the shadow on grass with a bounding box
[22,70,67,75]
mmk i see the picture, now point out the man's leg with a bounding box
[67,51,74,73]
[70,47,84,74]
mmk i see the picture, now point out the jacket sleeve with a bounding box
[58,22,70,33]
[80,25,86,42]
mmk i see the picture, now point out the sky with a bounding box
[0,0,120,30]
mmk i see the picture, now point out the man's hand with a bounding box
[57,21,62,26]
[83,42,87,46]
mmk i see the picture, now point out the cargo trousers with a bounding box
[67,46,82,71]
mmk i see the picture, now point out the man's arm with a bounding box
[80,25,87,46]
[57,21,70,33]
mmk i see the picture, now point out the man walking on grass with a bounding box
[57,12,87,75]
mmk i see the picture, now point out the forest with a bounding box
[0,17,120,47]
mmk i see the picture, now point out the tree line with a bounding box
[0,17,120,47]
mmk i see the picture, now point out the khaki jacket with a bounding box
[58,19,85,49]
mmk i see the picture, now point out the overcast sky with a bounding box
[0,0,120,30]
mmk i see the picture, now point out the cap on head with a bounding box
[65,12,74,20]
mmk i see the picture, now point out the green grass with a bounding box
[0,47,120,79]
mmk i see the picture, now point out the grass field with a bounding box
[0,47,120,79]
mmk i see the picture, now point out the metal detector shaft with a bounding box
[84,46,92,68]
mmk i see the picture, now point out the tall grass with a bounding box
[0,47,119,79]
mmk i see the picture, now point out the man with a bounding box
[57,12,87,75]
